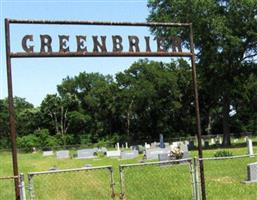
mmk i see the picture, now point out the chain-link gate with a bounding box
[198,154,257,200]
[0,174,26,200]
[119,158,197,200]
[28,166,115,200]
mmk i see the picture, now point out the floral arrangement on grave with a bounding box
[170,147,183,160]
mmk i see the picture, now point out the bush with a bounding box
[17,129,59,152]
[214,150,233,157]
[17,134,40,152]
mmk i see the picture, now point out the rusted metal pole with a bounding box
[10,52,192,58]
[5,18,20,200]
[8,19,190,27]
[189,23,206,200]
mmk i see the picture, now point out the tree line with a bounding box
[0,0,256,150]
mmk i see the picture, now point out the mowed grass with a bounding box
[1,144,257,199]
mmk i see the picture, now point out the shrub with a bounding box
[17,134,40,152]
[214,150,233,157]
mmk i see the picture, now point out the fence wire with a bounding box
[119,159,195,200]
[199,154,257,200]
[0,176,18,200]
[28,166,115,200]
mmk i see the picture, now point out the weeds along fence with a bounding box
[198,154,257,200]
[0,174,26,200]
[119,158,197,200]
[28,166,115,200]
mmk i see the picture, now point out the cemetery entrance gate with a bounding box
[4,18,206,200]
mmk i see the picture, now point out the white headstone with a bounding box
[210,138,215,145]
[77,149,96,159]
[116,143,120,151]
[106,150,121,157]
[125,142,128,149]
[219,137,222,144]
[43,151,54,157]
[146,148,170,160]
[56,150,69,159]
[121,150,139,159]
[247,139,254,156]
[179,143,188,153]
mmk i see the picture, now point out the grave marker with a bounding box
[121,150,139,159]
[247,139,254,156]
[43,151,54,157]
[242,162,257,184]
[106,150,121,157]
[56,150,69,159]
[76,149,96,159]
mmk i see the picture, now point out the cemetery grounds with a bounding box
[1,137,257,200]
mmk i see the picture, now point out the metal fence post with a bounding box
[28,174,34,200]
[108,167,116,200]
[119,166,125,200]
[193,157,200,200]
[19,174,26,200]
[189,159,197,200]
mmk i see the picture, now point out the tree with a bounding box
[40,93,79,146]
[116,59,193,142]
[148,0,257,145]
[57,72,117,142]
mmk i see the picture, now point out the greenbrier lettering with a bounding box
[21,34,182,54]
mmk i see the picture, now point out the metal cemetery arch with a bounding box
[5,18,206,200]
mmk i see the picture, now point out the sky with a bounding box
[0,0,175,106]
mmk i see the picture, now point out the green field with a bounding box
[1,144,257,200]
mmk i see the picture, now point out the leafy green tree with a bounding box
[116,59,193,142]
[58,72,116,142]
[40,93,79,145]
[148,0,257,145]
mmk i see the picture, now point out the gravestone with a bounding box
[151,142,158,148]
[219,137,222,144]
[188,140,195,150]
[106,150,121,157]
[116,142,120,151]
[164,142,170,147]
[204,141,209,148]
[160,134,165,148]
[179,143,189,159]
[242,162,257,184]
[77,149,96,159]
[56,150,69,159]
[125,142,128,149]
[145,143,151,149]
[158,153,170,161]
[247,139,254,156]
[43,151,54,157]
[146,148,170,160]
[210,138,215,145]
[121,150,139,159]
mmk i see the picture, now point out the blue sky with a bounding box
[0,0,174,106]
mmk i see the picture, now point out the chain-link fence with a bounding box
[198,154,257,200]
[119,158,196,200]
[28,166,115,200]
[0,174,26,200]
